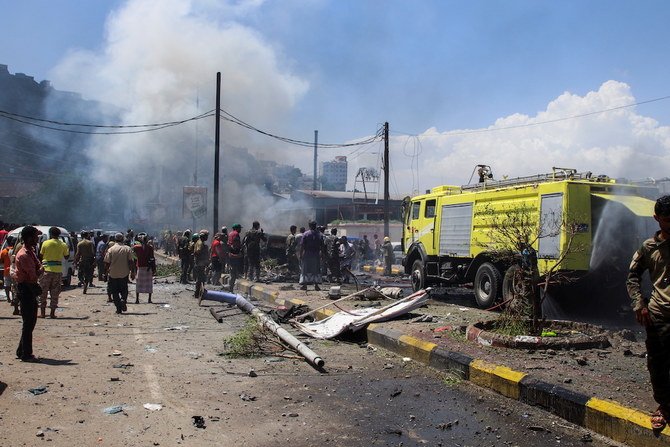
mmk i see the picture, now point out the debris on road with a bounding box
[143,403,163,411]
[103,405,124,415]
[192,415,206,429]
[28,385,48,395]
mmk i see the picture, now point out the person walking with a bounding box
[244,221,266,282]
[628,194,670,430]
[38,227,70,319]
[193,230,210,299]
[227,223,243,292]
[299,221,323,291]
[96,234,108,281]
[105,233,135,314]
[75,231,96,294]
[13,225,43,362]
[133,233,155,304]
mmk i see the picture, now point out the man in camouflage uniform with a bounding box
[628,195,670,430]
[285,225,299,275]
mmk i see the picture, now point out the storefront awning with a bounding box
[591,193,655,217]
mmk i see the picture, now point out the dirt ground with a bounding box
[0,274,625,447]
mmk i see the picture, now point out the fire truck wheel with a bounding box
[411,259,425,292]
[474,262,502,308]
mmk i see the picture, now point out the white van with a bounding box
[0,226,76,286]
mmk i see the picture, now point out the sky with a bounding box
[1,0,670,198]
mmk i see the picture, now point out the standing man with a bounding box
[75,231,96,294]
[382,236,394,276]
[133,233,155,304]
[13,225,42,362]
[38,227,69,319]
[325,228,341,283]
[193,230,210,299]
[105,233,135,314]
[210,232,223,286]
[299,221,323,291]
[285,225,299,276]
[178,229,192,284]
[227,223,243,292]
[244,221,266,282]
[628,195,670,430]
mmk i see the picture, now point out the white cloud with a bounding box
[383,80,670,195]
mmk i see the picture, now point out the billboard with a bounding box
[183,186,207,219]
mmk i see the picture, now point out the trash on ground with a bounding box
[143,403,163,411]
[239,393,257,401]
[28,385,48,395]
[293,289,430,339]
[111,350,122,356]
[145,346,158,353]
[165,325,189,331]
[103,405,124,414]
[113,363,134,369]
[192,415,206,428]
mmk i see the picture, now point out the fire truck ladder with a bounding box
[460,167,605,191]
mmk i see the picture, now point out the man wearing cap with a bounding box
[193,230,210,298]
[178,229,192,284]
[38,226,70,318]
[105,233,135,314]
[13,225,43,361]
[227,224,243,292]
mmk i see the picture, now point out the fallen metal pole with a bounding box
[202,290,325,368]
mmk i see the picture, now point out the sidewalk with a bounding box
[222,276,669,447]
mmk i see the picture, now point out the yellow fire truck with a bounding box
[401,166,658,308]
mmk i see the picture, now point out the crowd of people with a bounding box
[166,221,395,293]
[1,220,395,363]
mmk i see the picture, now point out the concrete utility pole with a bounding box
[214,72,221,233]
[313,130,318,190]
[383,122,390,238]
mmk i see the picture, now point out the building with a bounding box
[319,156,348,191]
[290,189,404,227]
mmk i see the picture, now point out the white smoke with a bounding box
[374,80,670,195]
[48,0,310,231]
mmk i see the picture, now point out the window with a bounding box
[411,202,421,220]
[425,199,436,218]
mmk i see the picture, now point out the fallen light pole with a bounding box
[201,290,325,368]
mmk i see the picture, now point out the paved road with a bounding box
[0,277,622,446]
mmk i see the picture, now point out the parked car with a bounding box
[0,226,76,286]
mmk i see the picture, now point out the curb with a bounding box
[233,279,670,446]
[361,265,403,275]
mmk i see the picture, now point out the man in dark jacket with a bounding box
[178,229,192,284]
[227,224,243,292]
[243,221,266,282]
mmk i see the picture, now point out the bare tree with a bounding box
[479,204,587,333]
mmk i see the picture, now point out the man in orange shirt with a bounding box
[1,235,15,306]
[13,226,43,362]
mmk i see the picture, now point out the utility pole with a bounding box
[213,72,221,233]
[383,122,390,238]
[313,130,318,190]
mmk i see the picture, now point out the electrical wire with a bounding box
[219,109,384,148]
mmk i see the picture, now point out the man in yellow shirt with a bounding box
[38,227,70,318]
